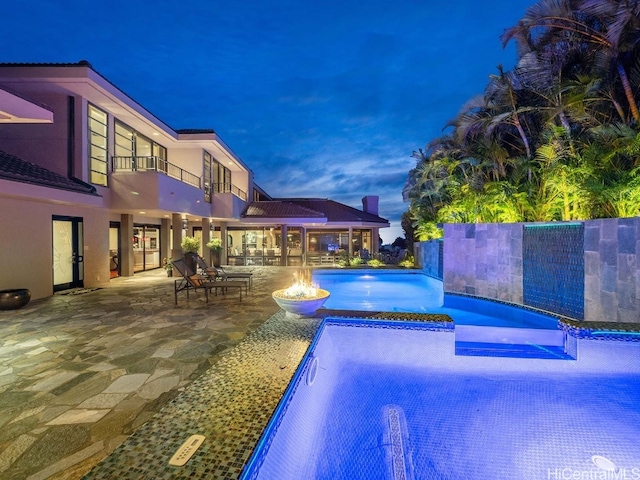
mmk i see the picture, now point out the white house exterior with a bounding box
[0,61,388,300]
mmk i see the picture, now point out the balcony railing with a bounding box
[213,182,247,201]
[112,156,201,189]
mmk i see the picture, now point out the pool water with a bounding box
[242,320,640,480]
[314,270,444,313]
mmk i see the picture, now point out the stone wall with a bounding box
[414,239,442,279]
[442,223,523,304]
[584,218,640,322]
[418,219,640,323]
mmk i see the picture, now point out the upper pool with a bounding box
[313,269,558,330]
[313,270,444,312]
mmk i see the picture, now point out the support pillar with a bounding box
[348,227,353,257]
[219,221,228,265]
[280,225,288,266]
[119,214,134,277]
[202,218,211,263]
[171,213,183,262]
[371,228,379,255]
[160,218,171,266]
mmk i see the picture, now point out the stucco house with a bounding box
[0,61,389,300]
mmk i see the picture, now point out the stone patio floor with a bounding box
[0,266,304,480]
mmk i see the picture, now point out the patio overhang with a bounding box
[0,87,53,123]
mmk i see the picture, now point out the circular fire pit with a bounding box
[272,287,330,318]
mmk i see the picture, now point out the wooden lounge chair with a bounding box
[173,258,247,305]
[195,255,253,288]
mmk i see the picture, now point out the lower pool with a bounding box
[242,319,640,480]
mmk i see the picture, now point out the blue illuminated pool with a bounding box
[242,319,640,480]
[313,270,558,329]
[313,270,444,313]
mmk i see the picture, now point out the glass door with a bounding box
[109,222,120,278]
[133,224,161,272]
[53,216,84,291]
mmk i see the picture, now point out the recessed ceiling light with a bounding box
[131,191,139,195]
[139,211,146,214]
[152,131,159,136]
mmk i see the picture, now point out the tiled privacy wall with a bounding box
[414,239,443,279]
[425,218,640,322]
[522,223,584,319]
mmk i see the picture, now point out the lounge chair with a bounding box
[195,255,253,287]
[173,258,247,305]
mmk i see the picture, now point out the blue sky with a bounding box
[3,0,534,243]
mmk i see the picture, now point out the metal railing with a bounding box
[213,182,247,201]
[112,156,201,188]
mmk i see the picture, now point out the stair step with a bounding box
[454,325,575,360]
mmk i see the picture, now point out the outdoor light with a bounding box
[182,219,188,230]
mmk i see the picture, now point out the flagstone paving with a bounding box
[0,266,298,480]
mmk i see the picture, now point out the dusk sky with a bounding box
[3,0,535,243]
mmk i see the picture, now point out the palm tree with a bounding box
[502,0,640,124]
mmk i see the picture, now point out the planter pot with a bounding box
[272,289,330,318]
[0,289,31,310]
[184,252,198,275]
[210,250,222,267]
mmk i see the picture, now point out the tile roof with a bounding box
[0,150,99,195]
[242,199,389,225]
[287,198,389,224]
[176,128,216,134]
[243,201,325,218]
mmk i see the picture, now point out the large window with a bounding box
[88,104,108,186]
[213,159,232,193]
[203,152,212,203]
[115,121,167,171]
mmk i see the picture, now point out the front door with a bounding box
[53,216,84,291]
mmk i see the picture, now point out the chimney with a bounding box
[362,195,379,216]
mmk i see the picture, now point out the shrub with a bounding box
[181,236,200,253]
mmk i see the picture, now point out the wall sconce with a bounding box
[210,220,214,231]
[182,219,188,231]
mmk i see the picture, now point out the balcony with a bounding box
[213,182,247,201]
[112,156,201,188]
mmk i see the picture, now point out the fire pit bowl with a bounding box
[272,288,330,318]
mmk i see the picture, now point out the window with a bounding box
[115,120,167,171]
[203,151,212,203]
[213,159,231,193]
[88,104,108,186]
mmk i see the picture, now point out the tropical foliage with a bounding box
[404,0,640,235]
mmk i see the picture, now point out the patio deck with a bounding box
[0,267,305,480]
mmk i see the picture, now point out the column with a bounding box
[280,225,288,266]
[171,213,183,261]
[301,226,307,266]
[160,218,171,266]
[119,214,134,277]
[202,218,211,263]
[371,227,379,255]
[348,227,353,257]
[219,221,228,265]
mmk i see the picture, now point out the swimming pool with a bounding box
[242,319,640,480]
[313,270,444,313]
[313,270,558,329]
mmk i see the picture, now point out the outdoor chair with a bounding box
[195,255,253,288]
[173,258,247,305]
